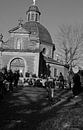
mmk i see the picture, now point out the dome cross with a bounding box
[18,18,23,26]
[33,0,36,5]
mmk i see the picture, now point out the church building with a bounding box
[0,0,68,79]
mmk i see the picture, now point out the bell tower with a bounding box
[26,0,41,22]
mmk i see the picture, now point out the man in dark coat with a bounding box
[7,69,14,91]
[72,71,81,96]
[13,70,20,88]
[58,72,64,89]
[0,69,5,99]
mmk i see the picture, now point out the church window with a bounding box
[30,12,35,21]
[28,13,30,21]
[35,13,39,21]
[46,48,49,56]
[35,14,38,21]
[16,38,22,49]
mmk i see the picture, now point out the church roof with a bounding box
[9,21,54,46]
[44,57,65,66]
[23,21,53,45]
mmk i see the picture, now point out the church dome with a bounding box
[22,21,53,45]
[25,3,53,45]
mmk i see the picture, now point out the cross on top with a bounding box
[18,18,23,26]
[33,0,36,5]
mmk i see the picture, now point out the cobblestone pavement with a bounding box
[0,86,82,130]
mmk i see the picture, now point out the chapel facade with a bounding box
[0,1,68,79]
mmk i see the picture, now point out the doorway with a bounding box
[10,58,25,77]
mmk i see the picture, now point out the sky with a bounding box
[1,0,83,41]
[0,0,83,66]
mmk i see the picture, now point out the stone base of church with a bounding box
[0,51,39,78]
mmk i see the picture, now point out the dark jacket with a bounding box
[73,73,81,96]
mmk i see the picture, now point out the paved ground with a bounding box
[0,86,83,130]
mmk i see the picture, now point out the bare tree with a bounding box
[56,24,83,69]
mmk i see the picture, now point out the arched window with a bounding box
[16,38,21,49]
[30,12,35,21]
[28,13,30,21]
[35,13,39,22]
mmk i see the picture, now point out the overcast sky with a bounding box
[0,0,83,41]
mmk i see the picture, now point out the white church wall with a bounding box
[1,51,39,77]
[49,63,67,79]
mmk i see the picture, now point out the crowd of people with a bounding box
[0,65,83,101]
[24,70,83,99]
[23,72,65,89]
[0,65,65,101]
[0,67,20,99]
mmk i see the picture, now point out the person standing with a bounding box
[72,71,81,97]
[67,70,74,90]
[13,70,20,88]
[0,69,5,99]
[7,69,14,91]
[72,66,82,97]
[58,72,64,89]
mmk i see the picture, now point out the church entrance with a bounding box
[10,58,25,77]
